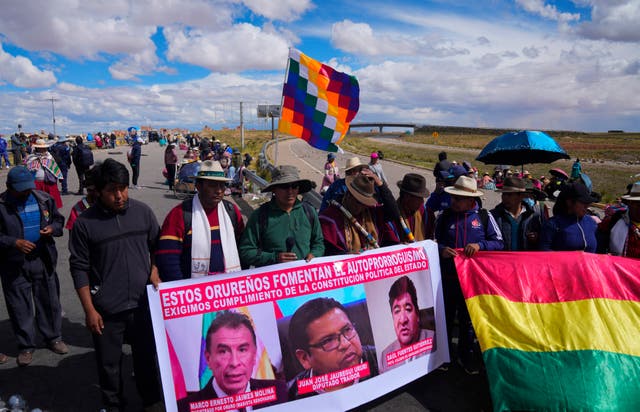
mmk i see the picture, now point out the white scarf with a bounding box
[190,194,241,277]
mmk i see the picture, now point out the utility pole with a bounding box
[46,97,59,136]
[239,101,245,151]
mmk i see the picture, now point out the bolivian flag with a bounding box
[456,251,640,411]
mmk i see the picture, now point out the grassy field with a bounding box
[190,129,639,202]
[341,132,640,203]
[405,131,640,164]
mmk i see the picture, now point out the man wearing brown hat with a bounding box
[157,160,245,280]
[239,165,324,268]
[490,176,543,251]
[319,171,399,255]
[319,156,370,211]
[434,175,503,374]
[390,173,430,242]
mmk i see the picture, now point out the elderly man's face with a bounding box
[205,325,257,395]
[295,308,363,376]
[392,292,420,347]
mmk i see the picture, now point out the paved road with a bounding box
[0,141,493,411]
[269,138,495,412]
[269,137,502,210]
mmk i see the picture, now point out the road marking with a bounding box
[288,140,323,175]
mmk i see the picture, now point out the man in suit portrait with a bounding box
[380,276,434,373]
[287,297,379,400]
[178,311,287,412]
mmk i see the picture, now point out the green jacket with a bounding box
[239,198,324,268]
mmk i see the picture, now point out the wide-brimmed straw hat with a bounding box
[344,157,366,173]
[397,173,429,198]
[622,182,640,202]
[261,165,312,193]
[33,139,49,149]
[444,175,483,197]
[346,174,378,207]
[195,160,230,182]
[497,177,526,193]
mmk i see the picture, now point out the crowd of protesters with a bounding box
[0,139,639,411]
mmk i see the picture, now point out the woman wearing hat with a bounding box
[608,182,640,258]
[390,173,430,242]
[164,143,178,191]
[239,165,324,268]
[24,139,63,208]
[320,153,339,195]
[319,172,399,255]
[540,181,598,252]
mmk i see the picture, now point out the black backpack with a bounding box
[50,144,65,166]
[80,146,94,168]
[181,199,240,238]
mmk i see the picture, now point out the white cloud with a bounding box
[516,0,581,22]
[164,24,291,72]
[330,20,469,57]
[0,43,56,88]
[109,48,163,81]
[574,0,640,42]
[242,0,313,22]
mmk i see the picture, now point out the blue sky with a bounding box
[0,0,638,135]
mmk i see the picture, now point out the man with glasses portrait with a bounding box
[286,297,379,400]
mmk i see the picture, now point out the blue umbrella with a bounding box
[476,130,570,166]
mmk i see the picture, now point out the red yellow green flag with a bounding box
[456,251,640,411]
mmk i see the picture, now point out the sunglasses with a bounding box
[277,183,300,190]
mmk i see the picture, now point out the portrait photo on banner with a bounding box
[274,285,379,400]
[364,272,436,374]
[163,302,288,412]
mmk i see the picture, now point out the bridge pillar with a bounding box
[379,126,383,134]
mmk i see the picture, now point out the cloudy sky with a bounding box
[0,0,638,135]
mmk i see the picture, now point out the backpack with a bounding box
[80,146,94,168]
[181,198,240,238]
[50,144,64,166]
[435,208,490,243]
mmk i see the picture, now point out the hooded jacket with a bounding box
[0,189,64,274]
[540,214,597,253]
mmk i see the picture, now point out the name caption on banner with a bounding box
[189,386,276,412]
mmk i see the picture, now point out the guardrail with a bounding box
[243,138,323,210]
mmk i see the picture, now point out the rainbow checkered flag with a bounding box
[278,48,359,152]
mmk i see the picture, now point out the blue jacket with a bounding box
[435,204,504,251]
[131,142,142,166]
[0,190,64,275]
[540,214,597,253]
[0,137,7,153]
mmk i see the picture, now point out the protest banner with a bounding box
[148,241,449,412]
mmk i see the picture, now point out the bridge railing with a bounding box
[243,138,323,210]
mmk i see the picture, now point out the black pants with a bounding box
[92,304,162,408]
[441,258,476,361]
[131,163,140,186]
[59,166,69,193]
[0,256,62,351]
[75,166,86,193]
[12,150,22,166]
[166,163,176,189]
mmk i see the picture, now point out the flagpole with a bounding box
[275,47,293,166]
